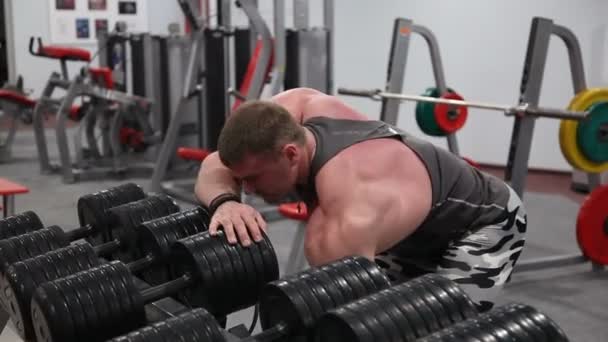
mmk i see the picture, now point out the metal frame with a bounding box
[2,0,16,83]
[0,100,25,162]
[507,17,603,273]
[380,17,460,155]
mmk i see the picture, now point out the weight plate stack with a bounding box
[77,183,146,246]
[106,308,224,342]
[107,194,180,262]
[0,226,69,279]
[137,206,210,286]
[169,229,279,317]
[1,244,100,341]
[416,302,570,342]
[313,273,478,341]
[0,211,43,239]
[31,261,146,342]
[259,256,391,340]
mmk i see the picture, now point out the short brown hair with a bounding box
[217,100,305,167]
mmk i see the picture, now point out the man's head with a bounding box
[218,101,307,203]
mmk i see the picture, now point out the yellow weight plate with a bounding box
[559,88,608,173]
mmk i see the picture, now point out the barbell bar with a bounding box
[338,87,589,120]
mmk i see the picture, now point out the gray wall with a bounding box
[7,0,608,170]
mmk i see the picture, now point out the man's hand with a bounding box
[209,201,267,246]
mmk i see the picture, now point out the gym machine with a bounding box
[0,77,32,162]
[148,0,275,202]
[29,37,158,184]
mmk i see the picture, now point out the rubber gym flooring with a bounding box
[1,128,605,342]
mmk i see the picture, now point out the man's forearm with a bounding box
[194,153,241,206]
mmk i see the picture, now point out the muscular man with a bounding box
[195,87,527,311]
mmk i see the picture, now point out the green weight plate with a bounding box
[415,87,445,137]
[577,101,608,163]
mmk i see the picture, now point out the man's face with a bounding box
[231,146,299,203]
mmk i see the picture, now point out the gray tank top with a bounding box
[298,116,512,258]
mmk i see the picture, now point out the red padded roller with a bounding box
[0,90,36,108]
[278,202,309,221]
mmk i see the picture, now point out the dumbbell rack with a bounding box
[507,17,604,273]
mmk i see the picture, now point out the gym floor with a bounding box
[1,127,606,342]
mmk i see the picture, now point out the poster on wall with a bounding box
[48,0,148,45]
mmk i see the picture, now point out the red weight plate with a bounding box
[576,185,608,265]
[434,92,468,134]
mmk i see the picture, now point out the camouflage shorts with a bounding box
[375,186,527,312]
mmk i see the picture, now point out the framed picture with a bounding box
[95,19,109,38]
[55,0,75,10]
[88,0,107,10]
[75,18,90,39]
[118,1,137,15]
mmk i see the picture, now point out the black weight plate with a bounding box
[170,239,212,308]
[226,236,258,301]
[291,272,326,327]
[420,276,465,325]
[518,305,568,341]
[81,269,111,338]
[400,282,442,333]
[344,260,377,297]
[259,280,310,334]
[216,231,247,307]
[491,308,535,342]
[19,231,43,258]
[117,263,147,328]
[343,304,378,342]
[196,235,225,314]
[375,290,417,342]
[447,324,485,342]
[351,257,391,291]
[385,286,429,338]
[320,262,356,306]
[407,278,453,330]
[469,321,501,342]
[94,264,123,335]
[300,270,336,313]
[106,263,138,335]
[142,325,166,342]
[314,310,365,342]
[244,235,267,288]
[472,317,511,342]
[30,281,68,342]
[180,313,204,342]
[0,241,20,280]
[207,231,238,312]
[337,258,372,298]
[426,274,478,320]
[308,267,344,307]
[52,277,81,342]
[256,232,280,284]
[160,318,188,342]
[329,259,367,300]
[152,320,173,342]
[79,191,110,245]
[62,274,97,341]
[353,295,398,342]
[504,307,547,342]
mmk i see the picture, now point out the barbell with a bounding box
[1,206,210,341]
[30,229,279,342]
[339,87,608,173]
[338,87,588,120]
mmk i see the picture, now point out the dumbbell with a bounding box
[105,256,393,342]
[313,273,479,341]
[0,193,180,280]
[30,229,280,342]
[1,207,210,342]
[417,302,569,342]
[0,211,44,240]
[0,182,143,243]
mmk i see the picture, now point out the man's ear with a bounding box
[282,143,299,163]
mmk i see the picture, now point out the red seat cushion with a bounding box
[278,202,309,221]
[88,67,114,89]
[0,178,29,196]
[40,46,91,62]
[177,147,212,162]
[0,89,36,108]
